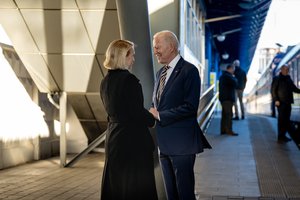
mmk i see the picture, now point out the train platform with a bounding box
[0,113,300,200]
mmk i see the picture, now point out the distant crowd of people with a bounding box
[218,58,300,144]
[218,59,247,136]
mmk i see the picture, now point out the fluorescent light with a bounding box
[222,53,229,60]
[217,34,226,42]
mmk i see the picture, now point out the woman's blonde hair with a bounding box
[103,39,134,70]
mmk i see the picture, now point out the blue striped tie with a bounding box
[157,65,170,102]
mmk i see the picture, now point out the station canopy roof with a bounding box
[204,0,272,72]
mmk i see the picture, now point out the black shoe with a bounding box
[232,116,239,120]
[278,136,292,143]
[241,116,245,120]
[228,131,239,136]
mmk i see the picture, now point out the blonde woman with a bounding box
[100,39,158,200]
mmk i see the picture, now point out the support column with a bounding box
[32,85,40,160]
[115,1,166,199]
[116,0,155,107]
[60,91,67,167]
[0,141,3,169]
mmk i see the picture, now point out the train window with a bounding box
[291,62,296,84]
[293,62,297,85]
[297,58,300,87]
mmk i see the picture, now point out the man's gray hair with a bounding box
[153,30,179,52]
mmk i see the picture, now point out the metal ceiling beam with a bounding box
[213,28,242,37]
[205,14,242,23]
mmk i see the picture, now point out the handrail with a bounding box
[64,130,107,167]
[199,92,219,131]
[197,84,219,133]
[201,84,215,99]
[197,92,218,124]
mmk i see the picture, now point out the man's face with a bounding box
[281,66,289,76]
[229,66,235,74]
[153,36,173,65]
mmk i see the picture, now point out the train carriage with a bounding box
[246,44,300,144]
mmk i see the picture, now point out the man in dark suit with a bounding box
[149,30,210,200]
[219,64,238,136]
[232,59,247,120]
[271,64,300,143]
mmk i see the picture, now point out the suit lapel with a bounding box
[160,58,184,100]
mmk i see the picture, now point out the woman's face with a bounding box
[126,47,135,69]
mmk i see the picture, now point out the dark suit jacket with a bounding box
[219,71,238,103]
[152,57,211,155]
[271,73,300,104]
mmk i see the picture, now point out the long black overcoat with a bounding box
[100,69,158,200]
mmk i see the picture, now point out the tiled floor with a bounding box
[0,113,300,200]
[0,153,104,200]
[195,113,300,200]
[195,113,260,199]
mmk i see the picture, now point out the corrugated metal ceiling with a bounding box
[204,0,272,72]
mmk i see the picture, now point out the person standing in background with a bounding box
[271,64,300,143]
[149,30,211,200]
[232,59,247,120]
[100,39,158,200]
[219,64,238,136]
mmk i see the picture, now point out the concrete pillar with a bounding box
[32,85,40,160]
[60,91,67,167]
[115,1,167,199]
[116,0,155,108]
[0,141,3,169]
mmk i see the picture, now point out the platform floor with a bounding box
[195,113,300,200]
[0,113,300,200]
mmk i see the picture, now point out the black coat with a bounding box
[219,71,238,103]
[271,73,300,104]
[234,67,247,90]
[100,69,157,200]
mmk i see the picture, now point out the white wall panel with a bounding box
[21,10,94,53]
[96,54,107,75]
[15,0,77,9]
[86,94,107,121]
[43,54,98,92]
[0,0,17,8]
[18,53,58,92]
[81,10,120,54]
[0,10,39,53]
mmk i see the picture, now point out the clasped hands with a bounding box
[149,107,159,120]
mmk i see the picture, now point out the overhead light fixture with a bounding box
[222,53,229,60]
[217,34,226,42]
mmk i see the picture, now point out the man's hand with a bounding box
[149,107,159,120]
[275,100,280,107]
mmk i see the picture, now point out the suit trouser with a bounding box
[233,89,245,117]
[221,101,234,133]
[160,153,196,200]
[277,102,291,139]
